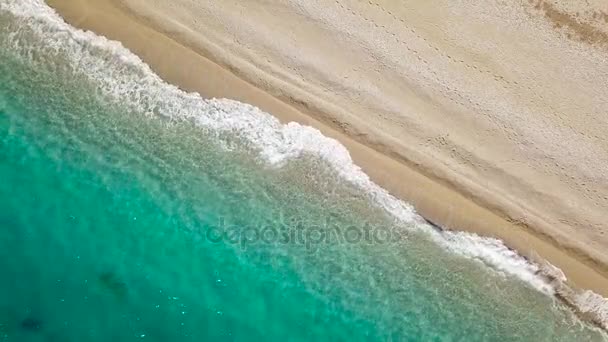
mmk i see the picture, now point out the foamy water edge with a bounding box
[1,0,607,332]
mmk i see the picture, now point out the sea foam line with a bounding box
[1,0,607,330]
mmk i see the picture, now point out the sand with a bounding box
[45,0,608,299]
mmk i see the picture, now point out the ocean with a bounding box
[0,0,606,341]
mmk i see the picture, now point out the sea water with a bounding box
[0,0,606,341]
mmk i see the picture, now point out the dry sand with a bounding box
[45,0,608,299]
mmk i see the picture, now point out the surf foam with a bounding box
[2,0,607,331]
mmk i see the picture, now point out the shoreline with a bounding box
[44,0,608,301]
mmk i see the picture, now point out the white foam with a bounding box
[428,229,557,293]
[575,291,608,330]
[2,0,607,328]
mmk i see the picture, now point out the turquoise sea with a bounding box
[0,0,606,341]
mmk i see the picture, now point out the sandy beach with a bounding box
[45,0,608,301]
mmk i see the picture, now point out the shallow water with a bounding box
[0,0,606,341]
